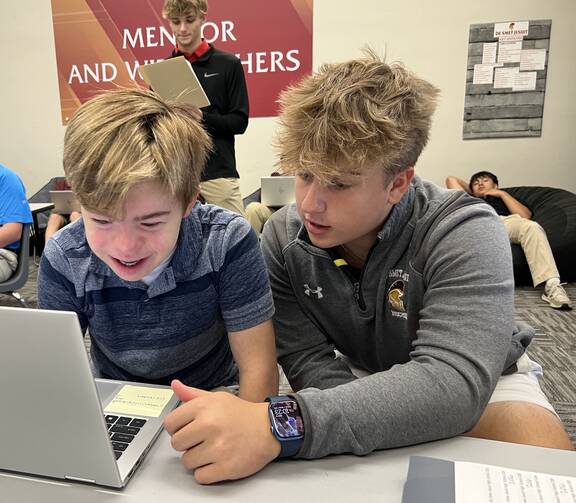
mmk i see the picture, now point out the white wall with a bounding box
[1,0,575,198]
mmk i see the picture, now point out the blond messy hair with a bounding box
[63,88,212,217]
[163,0,207,18]
[274,49,439,181]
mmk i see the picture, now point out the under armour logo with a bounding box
[304,284,323,299]
[204,72,219,78]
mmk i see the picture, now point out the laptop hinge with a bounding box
[64,475,96,484]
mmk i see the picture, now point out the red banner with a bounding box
[51,0,313,123]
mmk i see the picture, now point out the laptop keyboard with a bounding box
[105,415,147,459]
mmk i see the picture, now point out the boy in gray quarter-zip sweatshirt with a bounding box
[162,51,573,486]
[261,177,533,457]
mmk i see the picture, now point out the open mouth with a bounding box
[113,257,146,269]
[305,219,331,235]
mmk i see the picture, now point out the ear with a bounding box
[183,192,199,218]
[388,167,415,204]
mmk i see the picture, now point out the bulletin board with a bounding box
[463,19,551,139]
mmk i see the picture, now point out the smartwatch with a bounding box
[266,396,305,458]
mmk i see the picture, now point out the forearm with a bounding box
[295,358,488,458]
[202,111,248,136]
[0,222,23,248]
[237,363,279,402]
[445,176,471,193]
[499,192,532,219]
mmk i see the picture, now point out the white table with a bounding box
[1,434,575,502]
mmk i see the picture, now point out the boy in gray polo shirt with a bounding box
[38,88,278,402]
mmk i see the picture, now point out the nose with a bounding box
[299,178,327,215]
[113,229,142,258]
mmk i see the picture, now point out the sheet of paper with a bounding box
[481,43,498,64]
[494,21,529,42]
[455,461,576,503]
[513,71,537,91]
[520,49,547,71]
[139,56,210,108]
[498,41,522,63]
[104,385,174,418]
[473,64,495,85]
[494,67,519,88]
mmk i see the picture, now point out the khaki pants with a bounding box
[501,214,559,287]
[200,178,245,216]
[0,248,18,282]
[245,202,275,235]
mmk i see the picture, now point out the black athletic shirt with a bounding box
[484,194,511,216]
[169,45,249,181]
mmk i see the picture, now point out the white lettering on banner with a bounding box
[122,26,175,49]
[124,59,164,80]
[237,49,301,74]
[68,63,117,84]
[202,21,237,43]
[123,21,236,48]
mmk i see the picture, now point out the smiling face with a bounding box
[295,165,414,258]
[168,10,205,54]
[82,181,195,281]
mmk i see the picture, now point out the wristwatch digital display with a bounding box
[266,396,304,458]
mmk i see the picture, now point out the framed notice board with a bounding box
[463,19,551,139]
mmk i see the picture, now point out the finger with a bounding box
[164,399,200,435]
[194,462,227,485]
[179,441,215,471]
[171,379,208,402]
[170,417,207,451]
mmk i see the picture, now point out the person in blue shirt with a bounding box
[0,164,33,281]
[37,88,278,402]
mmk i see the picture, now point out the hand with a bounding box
[164,380,281,484]
[482,188,502,197]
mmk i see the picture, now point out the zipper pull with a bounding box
[353,282,360,301]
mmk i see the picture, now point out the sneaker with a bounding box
[542,283,573,310]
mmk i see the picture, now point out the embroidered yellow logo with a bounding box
[387,280,406,313]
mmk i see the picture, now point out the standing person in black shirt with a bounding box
[163,0,248,215]
[446,171,572,310]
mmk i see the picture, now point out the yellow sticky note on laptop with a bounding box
[104,385,174,418]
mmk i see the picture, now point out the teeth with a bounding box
[119,260,139,267]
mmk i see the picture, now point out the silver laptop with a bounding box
[49,190,81,214]
[260,176,296,207]
[0,306,179,488]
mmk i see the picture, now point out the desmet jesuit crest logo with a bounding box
[387,279,407,319]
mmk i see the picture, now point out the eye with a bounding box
[141,222,162,229]
[92,217,111,225]
[297,172,313,183]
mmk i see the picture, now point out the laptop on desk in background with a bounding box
[49,190,81,214]
[0,306,179,488]
[260,176,296,208]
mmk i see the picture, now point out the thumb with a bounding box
[171,379,209,402]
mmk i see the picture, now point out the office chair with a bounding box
[0,223,31,307]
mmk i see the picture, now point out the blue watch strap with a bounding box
[266,396,304,458]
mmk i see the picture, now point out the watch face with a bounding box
[270,399,304,439]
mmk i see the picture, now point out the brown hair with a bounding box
[63,88,212,217]
[163,0,207,18]
[274,49,439,182]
